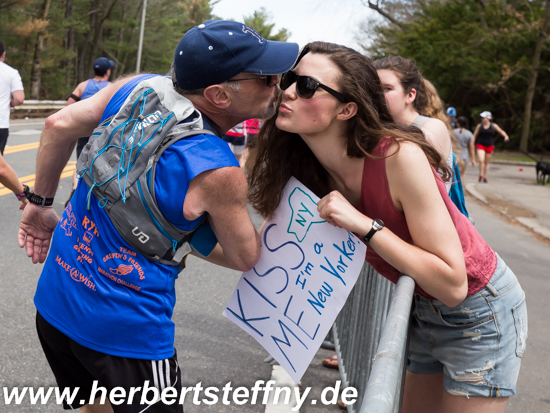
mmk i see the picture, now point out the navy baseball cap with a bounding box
[94,57,115,72]
[173,20,299,90]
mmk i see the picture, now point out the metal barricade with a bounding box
[333,263,415,413]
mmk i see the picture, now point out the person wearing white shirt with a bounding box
[0,40,25,154]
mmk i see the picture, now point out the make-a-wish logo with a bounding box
[110,264,134,276]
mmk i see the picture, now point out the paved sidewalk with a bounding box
[462,162,550,240]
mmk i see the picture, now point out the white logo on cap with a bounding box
[242,25,263,43]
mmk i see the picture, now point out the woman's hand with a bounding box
[19,197,28,210]
[317,191,372,236]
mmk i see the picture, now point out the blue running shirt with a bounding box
[81,79,110,100]
[34,74,238,359]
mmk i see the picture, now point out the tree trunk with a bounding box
[114,0,128,77]
[78,0,99,83]
[121,2,143,74]
[30,0,53,99]
[88,0,120,74]
[474,0,488,29]
[64,0,75,87]
[520,0,550,153]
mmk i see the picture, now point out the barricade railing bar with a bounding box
[12,100,66,111]
[333,263,415,413]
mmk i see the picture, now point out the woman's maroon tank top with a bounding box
[355,138,497,299]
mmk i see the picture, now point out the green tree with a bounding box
[243,8,290,41]
[363,0,550,152]
[0,0,215,99]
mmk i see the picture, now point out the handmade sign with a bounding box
[223,177,366,383]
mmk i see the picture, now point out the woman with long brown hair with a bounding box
[373,56,469,217]
[248,42,526,413]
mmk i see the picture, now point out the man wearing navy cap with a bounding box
[65,57,115,200]
[19,20,299,412]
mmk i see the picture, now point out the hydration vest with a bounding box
[76,76,214,266]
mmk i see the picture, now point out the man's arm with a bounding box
[185,166,261,272]
[34,76,137,198]
[10,90,24,107]
[19,75,139,263]
[66,81,86,105]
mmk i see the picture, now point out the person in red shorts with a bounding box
[473,111,509,183]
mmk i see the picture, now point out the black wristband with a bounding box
[24,185,54,206]
[67,93,81,102]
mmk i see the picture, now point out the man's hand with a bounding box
[18,204,60,264]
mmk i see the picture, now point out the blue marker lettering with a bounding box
[284,296,320,341]
[307,290,326,315]
[333,241,354,262]
[264,223,305,270]
[271,320,308,372]
[253,265,289,295]
[295,273,306,289]
[320,256,346,286]
[317,282,334,303]
[226,290,269,337]
[314,243,323,255]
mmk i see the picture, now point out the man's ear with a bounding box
[203,85,231,109]
[336,102,358,121]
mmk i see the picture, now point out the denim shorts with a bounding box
[408,254,528,398]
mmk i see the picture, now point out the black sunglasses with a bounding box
[280,70,348,103]
[224,75,274,87]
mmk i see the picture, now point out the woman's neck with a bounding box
[300,126,364,202]
[395,105,419,126]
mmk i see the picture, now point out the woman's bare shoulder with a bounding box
[387,140,430,169]
[421,118,449,137]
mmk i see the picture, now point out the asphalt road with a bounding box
[0,120,548,412]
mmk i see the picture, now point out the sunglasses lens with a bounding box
[280,71,296,90]
[296,76,317,99]
[266,75,273,86]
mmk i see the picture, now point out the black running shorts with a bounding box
[36,312,184,412]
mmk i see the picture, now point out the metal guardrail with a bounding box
[360,275,415,413]
[333,264,415,413]
[12,99,66,111]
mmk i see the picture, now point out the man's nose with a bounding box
[269,74,280,87]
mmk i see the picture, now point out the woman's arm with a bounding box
[493,123,510,142]
[0,154,27,209]
[317,142,467,307]
[469,138,476,166]
[0,154,24,194]
[472,124,480,140]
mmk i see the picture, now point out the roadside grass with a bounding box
[491,150,538,163]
